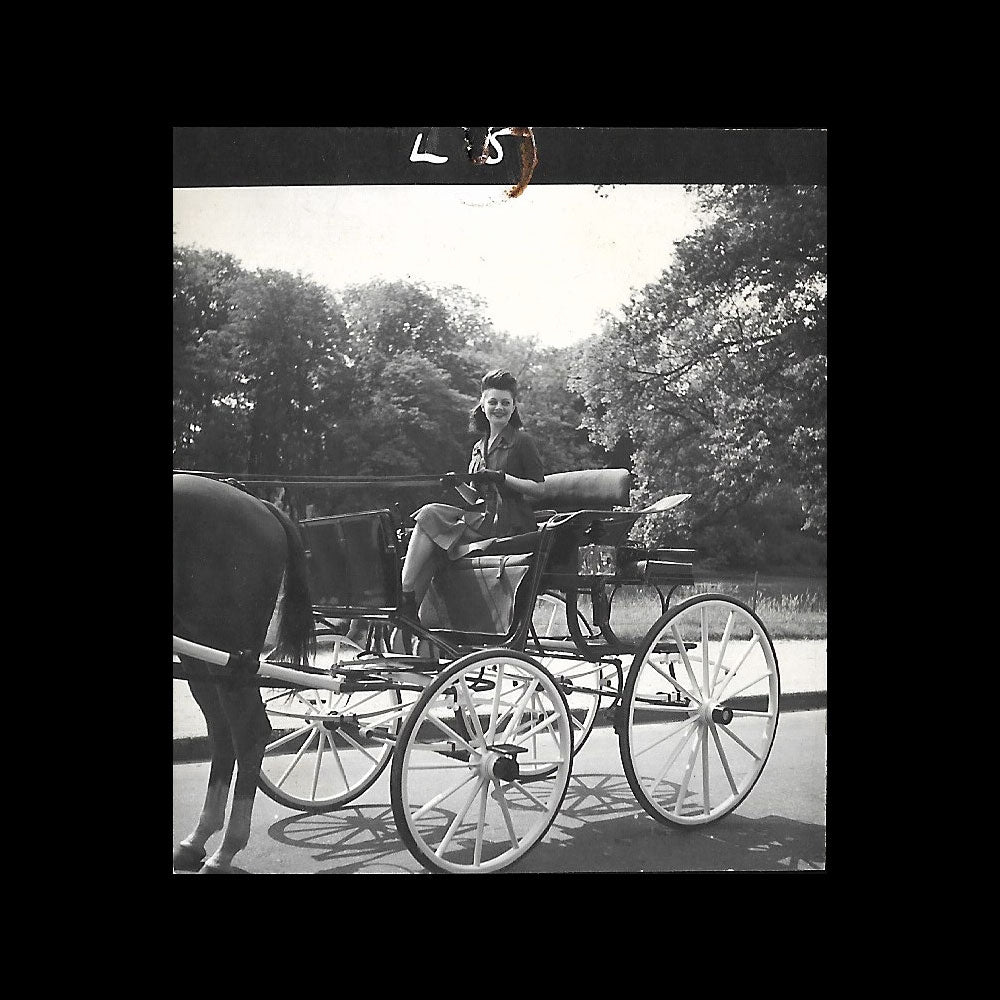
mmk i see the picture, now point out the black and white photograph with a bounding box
[172,127,827,874]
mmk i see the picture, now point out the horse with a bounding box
[173,473,315,873]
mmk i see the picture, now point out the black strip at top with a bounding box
[172,127,827,188]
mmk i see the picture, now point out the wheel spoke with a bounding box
[326,731,350,790]
[709,611,737,694]
[311,729,327,799]
[709,721,739,796]
[493,779,520,849]
[713,636,761,700]
[719,670,772,703]
[423,712,480,756]
[719,722,762,761]
[486,661,506,742]
[701,606,710,696]
[412,769,479,820]
[500,678,540,743]
[457,677,487,744]
[265,724,313,753]
[473,778,490,867]
[671,624,703,700]
[435,775,487,858]
[646,656,700,704]
[275,728,318,788]
[647,720,698,794]
[514,710,564,745]
[701,723,710,815]
[674,726,704,815]
[335,727,381,764]
[633,716,698,759]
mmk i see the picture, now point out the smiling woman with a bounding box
[396,368,546,634]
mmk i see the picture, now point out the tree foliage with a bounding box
[573,185,827,544]
[173,258,610,519]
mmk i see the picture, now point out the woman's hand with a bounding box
[471,469,506,489]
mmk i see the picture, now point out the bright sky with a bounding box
[172,185,701,349]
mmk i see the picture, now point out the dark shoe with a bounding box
[398,592,420,624]
[392,593,420,653]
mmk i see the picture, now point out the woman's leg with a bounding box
[400,524,439,601]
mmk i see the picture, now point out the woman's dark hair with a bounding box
[469,368,523,433]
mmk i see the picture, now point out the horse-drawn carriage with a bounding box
[173,468,780,874]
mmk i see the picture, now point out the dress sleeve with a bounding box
[511,433,545,483]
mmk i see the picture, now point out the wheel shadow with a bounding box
[266,804,422,874]
[512,770,826,872]
[263,771,825,873]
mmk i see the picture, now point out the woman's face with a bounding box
[482,388,515,430]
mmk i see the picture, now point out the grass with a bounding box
[593,576,828,643]
[690,580,827,640]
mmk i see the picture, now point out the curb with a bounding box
[173,689,826,764]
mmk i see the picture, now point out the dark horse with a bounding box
[173,473,315,873]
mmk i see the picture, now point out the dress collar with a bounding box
[483,423,516,455]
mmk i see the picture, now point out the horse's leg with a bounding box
[175,673,236,872]
[200,682,272,873]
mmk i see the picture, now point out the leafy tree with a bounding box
[573,184,827,545]
[172,244,244,463]
[224,267,350,477]
[172,245,352,522]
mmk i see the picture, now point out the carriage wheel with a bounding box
[390,649,573,873]
[257,635,413,812]
[530,593,618,772]
[619,595,780,827]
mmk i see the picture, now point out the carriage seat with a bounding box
[419,554,534,635]
[532,468,631,519]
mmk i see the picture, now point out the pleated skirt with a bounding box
[412,503,492,560]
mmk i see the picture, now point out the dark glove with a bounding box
[471,468,505,489]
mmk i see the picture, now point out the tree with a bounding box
[573,184,827,543]
[173,244,352,517]
[172,244,244,463]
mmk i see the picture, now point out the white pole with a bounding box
[173,635,342,693]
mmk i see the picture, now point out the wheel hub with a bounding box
[484,743,527,782]
[711,705,733,725]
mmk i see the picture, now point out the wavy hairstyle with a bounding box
[469,368,524,433]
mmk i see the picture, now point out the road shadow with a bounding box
[264,770,824,873]
[513,770,826,872]
[267,804,420,874]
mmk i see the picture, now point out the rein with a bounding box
[174,470,451,488]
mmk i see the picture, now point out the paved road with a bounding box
[172,708,826,873]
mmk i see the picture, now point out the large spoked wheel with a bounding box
[258,634,411,812]
[532,593,619,765]
[619,594,780,827]
[390,649,574,874]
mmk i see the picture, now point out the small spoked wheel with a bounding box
[619,594,780,827]
[390,649,574,873]
[258,635,414,812]
[531,593,619,769]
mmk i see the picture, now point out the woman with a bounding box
[397,368,546,629]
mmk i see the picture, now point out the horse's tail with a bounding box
[262,501,316,667]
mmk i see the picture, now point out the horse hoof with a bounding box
[198,861,232,874]
[173,843,206,872]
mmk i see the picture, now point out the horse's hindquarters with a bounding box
[173,475,287,656]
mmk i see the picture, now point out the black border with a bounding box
[164,126,831,883]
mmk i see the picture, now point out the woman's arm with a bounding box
[502,431,546,501]
[503,473,546,501]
